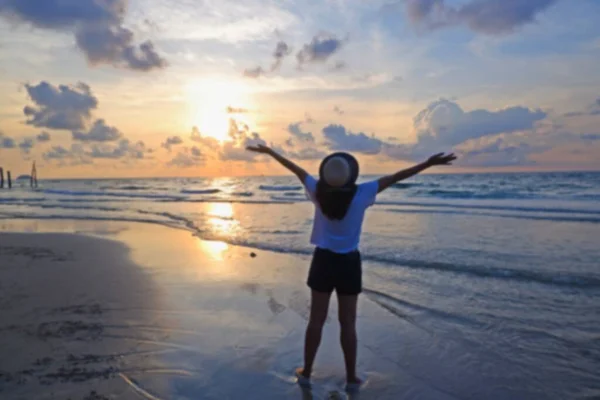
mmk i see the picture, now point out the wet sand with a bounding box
[0,220,477,400]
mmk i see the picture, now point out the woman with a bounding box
[246,144,456,391]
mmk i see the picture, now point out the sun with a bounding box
[186,79,254,142]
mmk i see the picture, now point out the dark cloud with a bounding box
[0,0,122,29]
[271,40,292,71]
[18,138,35,154]
[87,139,147,159]
[0,0,166,71]
[565,98,600,118]
[72,119,122,142]
[297,34,345,66]
[333,106,345,115]
[44,140,148,165]
[0,132,16,149]
[287,122,315,143]
[161,135,184,151]
[405,0,558,35]
[322,124,383,154]
[243,66,266,79]
[75,24,167,71]
[168,146,204,167]
[331,61,347,71]
[23,82,98,131]
[43,144,91,165]
[244,41,292,78]
[581,133,600,141]
[36,131,52,142]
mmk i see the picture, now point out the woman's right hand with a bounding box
[427,153,456,166]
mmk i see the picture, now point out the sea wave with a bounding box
[180,189,221,195]
[100,185,151,191]
[385,208,600,223]
[377,201,600,215]
[0,197,46,203]
[42,189,184,201]
[259,185,302,192]
[231,191,253,197]
[409,189,541,200]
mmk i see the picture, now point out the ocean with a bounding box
[1,171,599,398]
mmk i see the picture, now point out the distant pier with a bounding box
[0,162,38,189]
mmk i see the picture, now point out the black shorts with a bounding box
[307,247,362,295]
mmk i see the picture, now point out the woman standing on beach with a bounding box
[246,144,456,391]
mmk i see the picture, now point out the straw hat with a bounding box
[319,152,359,188]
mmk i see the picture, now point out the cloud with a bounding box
[564,98,600,117]
[190,126,220,148]
[287,122,315,143]
[282,121,325,160]
[331,61,347,71]
[220,120,267,161]
[161,135,184,151]
[297,34,345,66]
[287,146,327,160]
[0,0,166,71]
[43,144,91,165]
[243,66,266,79]
[405,0,558,35]
[271,40,292,71]
[75,24,167,71]
[322,124,383,154]
[403,98,546,157]
[23,82,98,131]
[18,138,35,154]
[226,106,248,114]
[43,140,148,165]
[441,114,600,167]
[36,131,52,142]
[168,146,205,167]
[0,132,16,149]
[305,113,315,124]
[87,139,147,159]
[333,106,345,115]
[244,40,292,78]
[72,119,122,142]
[455,137,546,167]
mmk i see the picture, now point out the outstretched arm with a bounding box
[247,144,308,183]
[377,153,456,193]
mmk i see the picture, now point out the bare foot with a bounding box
[345,376,363,393]
[295,367,311,388]
[296,367,311,379]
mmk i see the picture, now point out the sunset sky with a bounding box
[1,0,599,178]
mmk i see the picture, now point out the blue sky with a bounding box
[0,0,599,177]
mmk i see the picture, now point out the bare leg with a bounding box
[299,290,332,378]
[337,293,360,383]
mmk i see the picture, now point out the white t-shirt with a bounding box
[304,175,379,254]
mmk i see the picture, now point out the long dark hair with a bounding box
[315,153,359,220]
